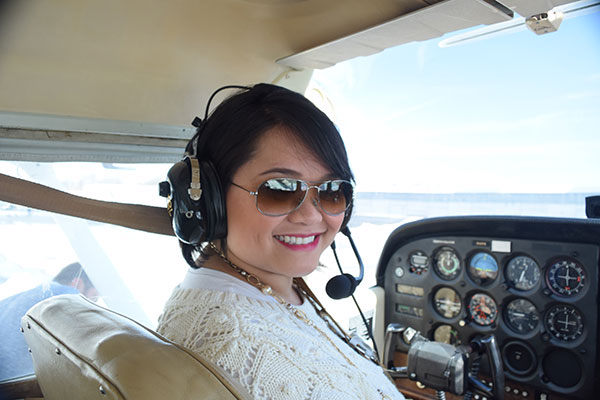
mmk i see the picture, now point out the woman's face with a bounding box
[224,127,346,284]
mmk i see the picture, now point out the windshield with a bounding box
[309,8,599,197]
[305,7,599,327]
[1,6,599,363]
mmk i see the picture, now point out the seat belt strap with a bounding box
[0,172,173,236]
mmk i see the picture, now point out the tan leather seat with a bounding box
[21,294,252,400]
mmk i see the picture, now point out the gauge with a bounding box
[545,304,584,342]
[505,298,540,334]
[409,250,429,275]
[502,341,537,376]
[545,258,586,297]
[433,325,460,345]
[467,252,498,285]
[433,287,462,319]
[433,247,461,280]
[468,293,498,326]
[506,255,541,291]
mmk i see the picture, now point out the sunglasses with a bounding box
[231,177,354,217]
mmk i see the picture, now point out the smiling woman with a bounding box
[223,128,347,299]
[156,84,403,399]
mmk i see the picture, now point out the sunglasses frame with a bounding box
[231,177,354,217]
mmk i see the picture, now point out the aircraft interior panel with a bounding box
[377,216,599,400]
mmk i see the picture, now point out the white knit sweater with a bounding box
[157,275,404,400]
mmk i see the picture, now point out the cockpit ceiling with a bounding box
[0,0,437,126]
[0,0,581,127]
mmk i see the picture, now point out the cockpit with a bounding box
[1,0,599,399]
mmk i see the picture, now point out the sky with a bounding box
[309,6,600,194]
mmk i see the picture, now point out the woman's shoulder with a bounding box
[179,267,281,302]
[163,285,276,309]
[157,286,280,333]
[156,287,283,351]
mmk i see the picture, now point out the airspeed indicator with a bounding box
[434,247,461,280]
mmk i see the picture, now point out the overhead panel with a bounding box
[277,0,514,70]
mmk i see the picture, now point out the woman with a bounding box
[157,83,404,399]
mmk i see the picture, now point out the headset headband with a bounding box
[189,85,251,157]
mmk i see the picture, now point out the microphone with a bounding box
[326,227,364,299]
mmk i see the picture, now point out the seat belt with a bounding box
[0,172,173,236]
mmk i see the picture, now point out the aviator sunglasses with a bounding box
[231,177,354,217]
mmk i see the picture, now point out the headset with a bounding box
[326,226,364,299]
[159,154,226,245]
[328,226,379,360]
[159,84,361,294]
[159,85,250,245]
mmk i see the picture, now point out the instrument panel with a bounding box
[377,217,599,400]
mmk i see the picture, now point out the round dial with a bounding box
[505,298,540,334]
[468,293,498,326]
[467,252,498,285]
[506,255,541,291]
[433,325,460,345]
[434,247,461,280]
[502,341,537,376]
[433,287,462,319]
[545,304,584,342]
[546,258,586,297]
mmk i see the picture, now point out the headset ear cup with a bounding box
[167,158,227,245]
[167,159,200,244]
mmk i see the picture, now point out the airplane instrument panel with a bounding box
[377,216,599,400]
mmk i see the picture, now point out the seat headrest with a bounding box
[21,294,251,400]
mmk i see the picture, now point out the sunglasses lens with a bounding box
[318,180,353,215]
[256,178,353,216]
[257,178,306,215]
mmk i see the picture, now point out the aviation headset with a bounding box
[159,85,247,246]
[159,84,359,298]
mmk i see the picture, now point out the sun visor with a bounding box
[277,0,513,70]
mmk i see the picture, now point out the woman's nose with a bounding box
[288,189,323,223]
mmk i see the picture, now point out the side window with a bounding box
[0,161,187,381]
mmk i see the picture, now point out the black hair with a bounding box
[53,262,94,290]
[181,83,354,268]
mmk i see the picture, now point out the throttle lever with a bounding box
[383,323,409,378]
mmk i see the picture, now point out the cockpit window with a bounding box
[308,9,599,205]
[305,8,600,325]
[0,161,185,332]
